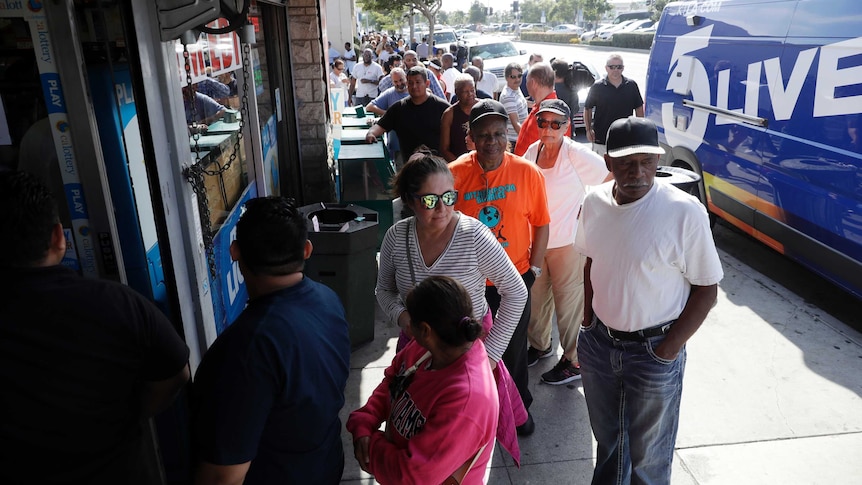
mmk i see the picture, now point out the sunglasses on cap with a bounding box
[413,190,458,209]
[607,64,624,70]
[537,118,568,130]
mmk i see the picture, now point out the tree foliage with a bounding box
[651,0,669,21]
[519,0,554,24]
[468,1,487,24]
[581,0,612,25]
[359,0,442,38]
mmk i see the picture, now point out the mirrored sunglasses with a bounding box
[414,190,458,209]
[537,118,568,130]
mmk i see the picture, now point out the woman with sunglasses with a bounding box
[522,99,611,386]
[348,276,498,484]
[499,62,528,147]
[329,59,350,89]
[376,152,529,463]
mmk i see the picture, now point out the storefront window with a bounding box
[177,23,249,231]
[248,0,281,196]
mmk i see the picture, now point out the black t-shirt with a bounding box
[192,277,351,484]
[584,76,644,143]
[0,265,189,484]
[554,81,579,125]
[376,94,450,157]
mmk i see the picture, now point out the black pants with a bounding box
[486,270,535,410]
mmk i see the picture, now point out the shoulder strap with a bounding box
[406,219,418,286]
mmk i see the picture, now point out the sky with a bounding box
[439,0,514,15]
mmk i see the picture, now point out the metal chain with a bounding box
[182,34,252,282]
[180,40,217,281]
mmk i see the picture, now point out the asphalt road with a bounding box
[510,40,862,331]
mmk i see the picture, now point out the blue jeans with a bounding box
[577,317,686,485]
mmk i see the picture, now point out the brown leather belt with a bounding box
[596,317,675,342]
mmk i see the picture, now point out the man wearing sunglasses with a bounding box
[450,99,551,437]
[500,62,528,147]
[583,53,645,155]
[513,62,571,156]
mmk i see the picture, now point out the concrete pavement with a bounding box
[339,247,862,484]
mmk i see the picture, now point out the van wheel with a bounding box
[671,160,717,228]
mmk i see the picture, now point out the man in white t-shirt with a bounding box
[440,53,459,100]
[472,56,499,99]
[575,117,723,485]
[350,48,384,107]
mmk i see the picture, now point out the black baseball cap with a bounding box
[536,99,570,119]
[606,116,666,157]
[469,99,508,127]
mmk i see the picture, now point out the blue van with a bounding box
[645,0,862,299]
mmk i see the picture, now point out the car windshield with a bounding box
[435,31,457,43]
[469,42,518,60]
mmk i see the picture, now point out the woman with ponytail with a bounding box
[348,276,499,484]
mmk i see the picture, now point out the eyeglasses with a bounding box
[508,73,523,79]
[413,190,458,209]
[537,118,568,130]
[607,64,624,70]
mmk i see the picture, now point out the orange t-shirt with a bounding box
[449,152,550,276]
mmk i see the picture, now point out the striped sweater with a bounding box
[376,213,528,362]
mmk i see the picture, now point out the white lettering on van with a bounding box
[814,37,862,117]
[674,0,724,16]
[764,47,816,120]
[662,25,862,151]
[662,26,713,150]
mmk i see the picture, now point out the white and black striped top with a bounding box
[376,213,528,362]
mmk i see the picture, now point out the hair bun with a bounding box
[459,316,483,342]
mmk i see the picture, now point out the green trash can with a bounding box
[299,203,378,349]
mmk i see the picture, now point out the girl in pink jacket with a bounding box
[348,276,499,484]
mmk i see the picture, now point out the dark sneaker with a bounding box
[516,412,535,437]
[527,346,553,367]
[541,358,582,385]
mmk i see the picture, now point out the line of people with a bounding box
[0,52,723,485]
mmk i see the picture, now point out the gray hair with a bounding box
[453,74,475,91]
[527,62,554,88]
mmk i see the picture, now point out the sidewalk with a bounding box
[339,247,862,484]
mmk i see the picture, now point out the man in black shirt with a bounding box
[0,171,190,484]
[365,65,450,157]
[583,53,645,155]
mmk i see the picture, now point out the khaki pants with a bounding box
[527,244,586,364]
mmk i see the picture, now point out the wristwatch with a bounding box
[530,265,543,277]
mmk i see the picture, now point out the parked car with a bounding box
[600,19,654,40]
[418,28,459,48]
[568,61,600,130]
[462,36,528,92]
[548,24,583,34]
[580,24,612,41]
[594,19,641,40]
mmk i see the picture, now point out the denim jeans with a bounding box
[577,317,686,485]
